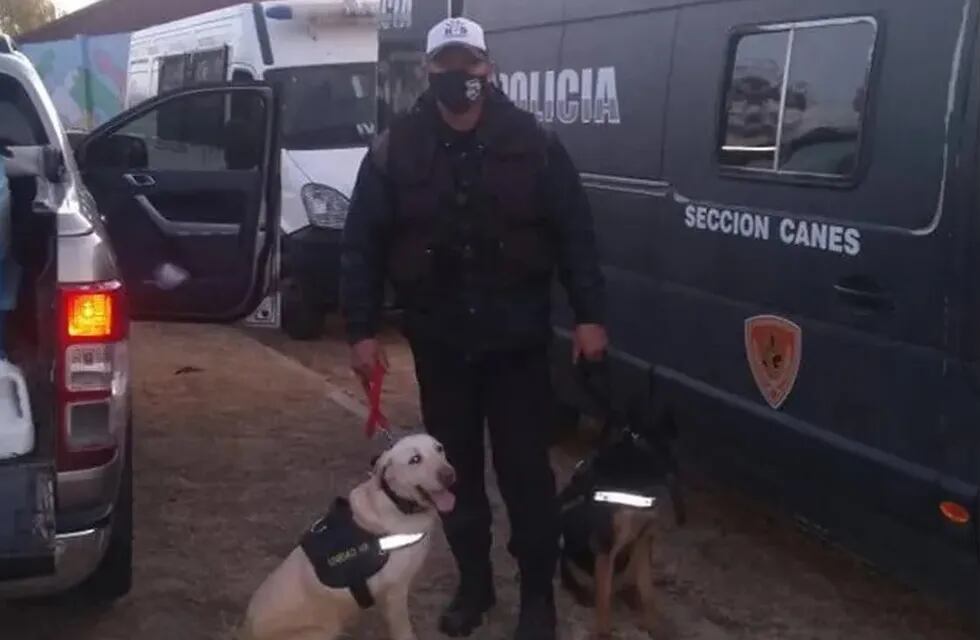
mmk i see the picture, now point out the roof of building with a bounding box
[18,0,245,43]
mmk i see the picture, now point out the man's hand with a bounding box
[572,323,609,364]
[351,338,390,391]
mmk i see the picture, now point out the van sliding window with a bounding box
[156,48,230,149]
[158,54,188,94]
[157,47,229,94]
[719,18,877,180]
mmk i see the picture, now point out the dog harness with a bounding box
[299,498,424,609]
[559,432,670,577]
[559,466,634,575]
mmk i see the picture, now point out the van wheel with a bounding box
[83,427,134,601]
[282,279,325,341]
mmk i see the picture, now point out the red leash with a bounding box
[364,361,390,440]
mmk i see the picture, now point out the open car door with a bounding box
[75,83,279,321]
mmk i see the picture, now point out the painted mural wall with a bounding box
[20,33,131,131]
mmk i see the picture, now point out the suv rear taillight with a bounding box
[56,281,130,472]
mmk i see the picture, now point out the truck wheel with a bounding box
[83,428,133,601]
[282,279,326,341]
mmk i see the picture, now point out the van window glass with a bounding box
[0,74,49,147]
[265,63,377,150]
[95,91,266,172]
[158,48,227,93]
[189,48,228,84]
[720,31,789,170]
[720,19,876,179]
[158,54,187,94]
[779,22,875,175]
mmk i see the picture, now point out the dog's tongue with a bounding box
[430,490,456,513]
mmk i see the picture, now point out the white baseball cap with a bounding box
[426,17,488,59]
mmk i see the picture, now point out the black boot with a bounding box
[514,582,557,640]
[439,565,496,637]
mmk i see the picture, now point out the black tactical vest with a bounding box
[375,93,556,306]
[299,498,388,609]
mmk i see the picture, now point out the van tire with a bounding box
[282,279,325,341]
[84,426,134,601]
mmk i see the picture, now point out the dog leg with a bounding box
[594,551,615,640]
[560,557,594,608]
[634,537,658,635]
[381,586,417,640]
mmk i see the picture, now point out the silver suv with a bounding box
[0,37,278,600]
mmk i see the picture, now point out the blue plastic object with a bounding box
[265,5,294,20]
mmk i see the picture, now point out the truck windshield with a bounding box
[266,63,376,151]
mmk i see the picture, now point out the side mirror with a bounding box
[41,146,66,184]
[82,134,148,171]
[65,131,86,155]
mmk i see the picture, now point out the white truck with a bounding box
[126,0,380,339]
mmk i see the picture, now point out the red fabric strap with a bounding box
[365,361,389,439]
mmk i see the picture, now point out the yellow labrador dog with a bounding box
[242,434,456,640]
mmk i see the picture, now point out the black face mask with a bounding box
[428,70,486,114]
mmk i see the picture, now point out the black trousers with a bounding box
[411,340,560,592]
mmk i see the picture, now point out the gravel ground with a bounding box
[0,321,974,640]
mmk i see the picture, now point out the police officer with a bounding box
[341,16,607,640]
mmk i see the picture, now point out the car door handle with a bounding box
[834,277,893,312]
[123,173,155,188]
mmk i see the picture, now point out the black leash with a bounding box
[575,358,631,446]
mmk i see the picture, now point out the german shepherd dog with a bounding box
[558,362,686,639]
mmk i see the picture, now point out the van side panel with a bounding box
[262,22,379,68]
[664,0,976,605]
[485,3,680,413]
[491,7,676,296]
[468,0,563,32]
[480,0,980,607]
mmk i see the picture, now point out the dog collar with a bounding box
[380,472,426,515]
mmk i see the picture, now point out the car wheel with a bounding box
[281,279,326,341]
[82,426,133,601]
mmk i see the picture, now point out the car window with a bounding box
[719,19,877,180]
[90,90,266,172]
[0,73,49,147]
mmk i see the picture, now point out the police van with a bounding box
[377,0,452,128]
[126,0,380,339]
[466,0,980,612]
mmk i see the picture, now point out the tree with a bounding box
[0,0,59,37]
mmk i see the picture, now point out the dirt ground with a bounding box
[0,321,976,640]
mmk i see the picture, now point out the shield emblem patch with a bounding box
[745,315,802,410]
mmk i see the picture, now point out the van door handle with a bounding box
[834,277,893,312]
[123,173,155,188]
